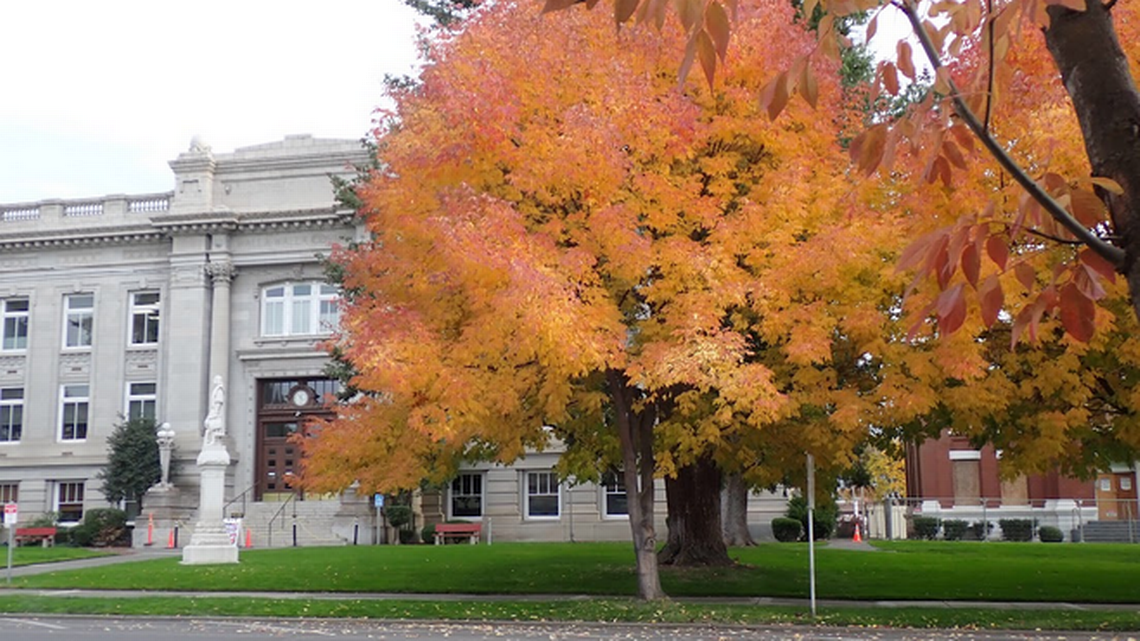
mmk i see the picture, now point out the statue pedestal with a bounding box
[182,443,238,564]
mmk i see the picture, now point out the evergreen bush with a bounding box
[911,515,940,540]
[771,517,803,542]
[999,518,1035,541]
[1038,525,1064,543]
[942,519,969,541]
[785,495,837,540]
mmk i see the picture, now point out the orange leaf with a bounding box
[979,275,1003,328]
[882,62,900,96]
[1074,264,1107,301]
[1069,188,1108,227]
[1079,248,1117,284]
[543,0,582,13]
[1014,262,1036,291]
[1059,283,1095,343]
[801,62,819,108]
[898,229,945,273]
[985,235,1009,270]
[850,122,888,176]
[1089,176,1124,195]
[941,139,967,170]
[866,14,878,40]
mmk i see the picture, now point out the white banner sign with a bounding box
[2,503,15,526]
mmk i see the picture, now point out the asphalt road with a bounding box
[0,617,1135,641]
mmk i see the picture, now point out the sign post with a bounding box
[3,503,17,585]
[373,494,385,545]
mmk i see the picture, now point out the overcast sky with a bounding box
[0,0,423,204]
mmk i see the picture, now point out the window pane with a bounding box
[68,295,93,310]
[529,495,559,517]
[3,317,26,350]
[291,299,311,334]
[264,301,284,335]
[130,383,156,395]
[134,292,160,306]
[6,299,28,312]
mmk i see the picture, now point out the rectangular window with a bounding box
[602,472,628,517]
[0,482,17,504]
[56,481,84,523]
[2,298,28,351]
[263,286,286,336]
[450,473,484,519]
[0,388,23,443]
[526,471,560,518]
[130,291,160,345]
[60,384,89,441]
[262,282,340,337]
[126,382,157,422]
[64,293,94,348]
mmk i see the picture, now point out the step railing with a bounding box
[267,491,298,547]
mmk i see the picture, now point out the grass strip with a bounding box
[0,595,1136,632]
[13,542,1140,604]
[1,547,110,567]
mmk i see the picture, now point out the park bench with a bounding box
[14,527,57,547]
[433,522,481,545]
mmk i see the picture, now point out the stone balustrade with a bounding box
[0,192,173,224]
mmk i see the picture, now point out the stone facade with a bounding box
[0,135,368,540]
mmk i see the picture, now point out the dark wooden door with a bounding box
[258,419,300,499]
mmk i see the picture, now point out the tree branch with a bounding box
[899,0,1127,268]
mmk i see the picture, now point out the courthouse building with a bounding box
[0,136,787,546]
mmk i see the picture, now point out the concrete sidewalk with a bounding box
[2,548,1138,613]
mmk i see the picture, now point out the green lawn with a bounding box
[11,541,1140,604]
[0,545,110,567]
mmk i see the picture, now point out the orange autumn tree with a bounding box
[302,0,940,598]
[564,0,1140,343]
[862,23,1140,476]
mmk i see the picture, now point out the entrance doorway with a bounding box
[255,378,337,501]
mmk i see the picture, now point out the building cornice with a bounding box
[0,207,357,250]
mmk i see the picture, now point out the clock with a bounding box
[289,386,312,407]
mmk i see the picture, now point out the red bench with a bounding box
[15,527,57,547]
[433,522,481,545]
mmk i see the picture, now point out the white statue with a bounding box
[202,375,226,447]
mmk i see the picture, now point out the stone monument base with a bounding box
[181,523,238,565]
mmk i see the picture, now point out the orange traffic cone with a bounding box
[146,513,154,546]
[245,528,253,548]
[853,522,863,543]
[167,529,176,549]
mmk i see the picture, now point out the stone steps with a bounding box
[238,499,347,548]
[1080,520,1140,543]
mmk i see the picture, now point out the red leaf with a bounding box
[897,40,916,79]
[934,246,952,289]
[542,0,582,12]
[979,275,1003,327]
[696,30,717,88]
[898,229,944,273]
[850,123,888,176]
[761,71,790,120]
[1079,249,1117,284]
[936,284,967,334]
[1014,262,1036,291]
[801,62,819,108]
[985,235,1009,270]
[615,0,641,23]
[1059,283,1095,343]
[705,1,731,60]
[961,243,980,288]
[942,140,967,170]
[1069,188,1108,227]
[881,62,900,96]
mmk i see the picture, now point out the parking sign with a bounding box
[2,503,15,526]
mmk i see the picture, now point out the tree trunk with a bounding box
[607,369,666,601]
[1043,3,1140,319]
[721,473,756,547]
[657,454,734,567]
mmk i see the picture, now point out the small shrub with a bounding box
[785,495,837,540]
[1039,525,1064,543]
[771,517,803,542]
[999,518,1035,542]
[421,523,437,544]
[71,509,129,547]
[384,505,412,529]
[942,519,969,541]
[911,515,940,540]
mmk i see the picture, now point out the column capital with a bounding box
[205,261,236,284]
